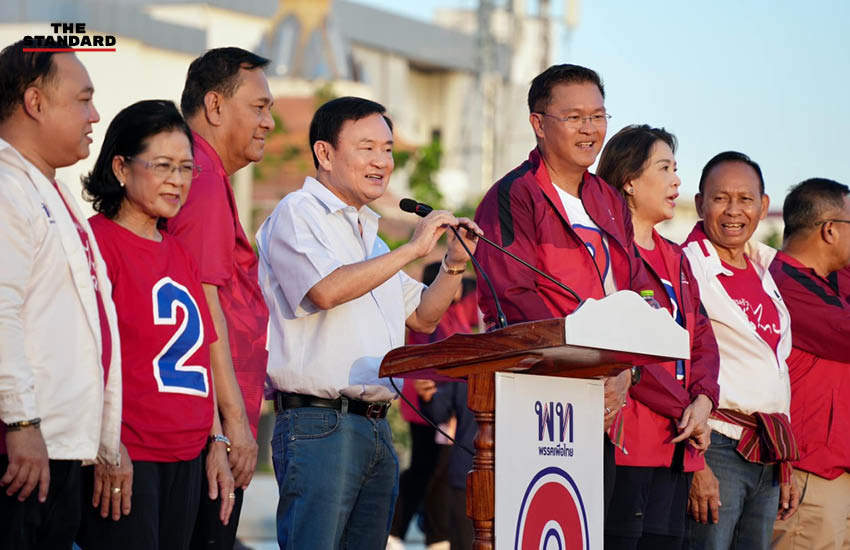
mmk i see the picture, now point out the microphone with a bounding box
[399,198,432,217]
[400,198,508,328]
[399,199,582,312]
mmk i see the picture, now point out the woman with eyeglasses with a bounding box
[75,100,234,550]
[596,125,720,550]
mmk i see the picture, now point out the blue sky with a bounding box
[358,0,850,204]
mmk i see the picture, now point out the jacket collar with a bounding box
[774,249,840,293]
[529,147,621,245]
[684,221,777,276]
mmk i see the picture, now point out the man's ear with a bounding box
[822,221,838,245]
[695,193,705,218]
[21,86,45,122]
[203,91,224,127]
[313,140,333,172]
[759,193,770,221]
[529,112,545,140]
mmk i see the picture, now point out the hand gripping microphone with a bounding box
[400,198,507,328]
[399,199,583,327]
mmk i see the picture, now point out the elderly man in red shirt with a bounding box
[770,178,850,549]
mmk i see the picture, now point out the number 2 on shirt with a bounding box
[152,277,210,396]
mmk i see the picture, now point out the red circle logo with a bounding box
[514,466,590,550]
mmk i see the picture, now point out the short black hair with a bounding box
[83,100,193,219]
[0,40,59,123]
[527,64,605,113]
[698,151,765,195]
[180,47,269,118]
[309,96,393,169]
[597,124,677,196]
[783,178,850,239]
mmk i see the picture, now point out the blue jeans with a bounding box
[272,406,399,550]
[688,432,779,550]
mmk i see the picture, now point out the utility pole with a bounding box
[477,0,497,191]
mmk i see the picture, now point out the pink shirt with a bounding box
[719,257,781,354]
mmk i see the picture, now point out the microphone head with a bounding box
[399,198,418,213]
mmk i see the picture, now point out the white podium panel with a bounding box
[495,372,604,550]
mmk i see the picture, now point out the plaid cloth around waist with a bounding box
[710,408,799,484]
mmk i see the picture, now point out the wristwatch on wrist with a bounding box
[630,366,642,386]
[5,417,41,431]
[441,255,466,275]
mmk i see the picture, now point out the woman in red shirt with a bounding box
[75,100,234,550]
[597,125,720,549]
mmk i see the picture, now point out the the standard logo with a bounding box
[514,466,589,550]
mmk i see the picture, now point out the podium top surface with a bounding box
[380,291,690,381]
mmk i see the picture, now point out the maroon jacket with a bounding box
[473,148,648,324]
[770,253,850,480]
[473,148,691,440]
[616,232,720,470]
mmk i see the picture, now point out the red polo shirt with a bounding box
[165,131,269,436]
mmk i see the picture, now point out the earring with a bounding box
[119,180,125,188]
[626,186,635,195]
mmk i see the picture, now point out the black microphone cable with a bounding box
[400,198,507,328]
[400,198,582,309]
[389,376,475,457]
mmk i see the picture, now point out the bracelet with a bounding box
[208,434,231,448]
[5,417,41,431]
[441,255,466,275]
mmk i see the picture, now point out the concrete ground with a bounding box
[237,473,426,550]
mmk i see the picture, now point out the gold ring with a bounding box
[112,487,122,494]
[227,492,236,499]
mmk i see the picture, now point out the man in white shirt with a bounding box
[256,96,480,550]
[0,43,122,549]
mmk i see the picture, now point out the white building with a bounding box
[1,0,560,230]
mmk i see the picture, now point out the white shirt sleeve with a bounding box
[0,178,39,422]
[264,199,343,317]
[400,270,426,319]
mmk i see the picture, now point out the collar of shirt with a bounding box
[302,176,381,254]
[191,130,228,181]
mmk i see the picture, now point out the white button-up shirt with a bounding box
[0,138,122,464]
[257,177,424,402]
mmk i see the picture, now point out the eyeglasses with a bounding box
[124,157,201,181]
[814,219,850,226]
[534,112,612,128]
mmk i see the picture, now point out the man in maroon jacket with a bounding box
[770,178,850,549]
[473,64,651,515]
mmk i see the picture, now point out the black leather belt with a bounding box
[273,392,390,420]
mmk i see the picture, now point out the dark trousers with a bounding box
[76,455,202,550]
[189,448,244,550]
[0,456,81,550]
[604,436,616,518]
[390,423,447,543]
[448,486,473,550]
[605,465,692,549]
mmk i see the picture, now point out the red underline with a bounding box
[22,48,116,52]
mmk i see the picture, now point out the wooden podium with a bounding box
[379,291,689,550]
